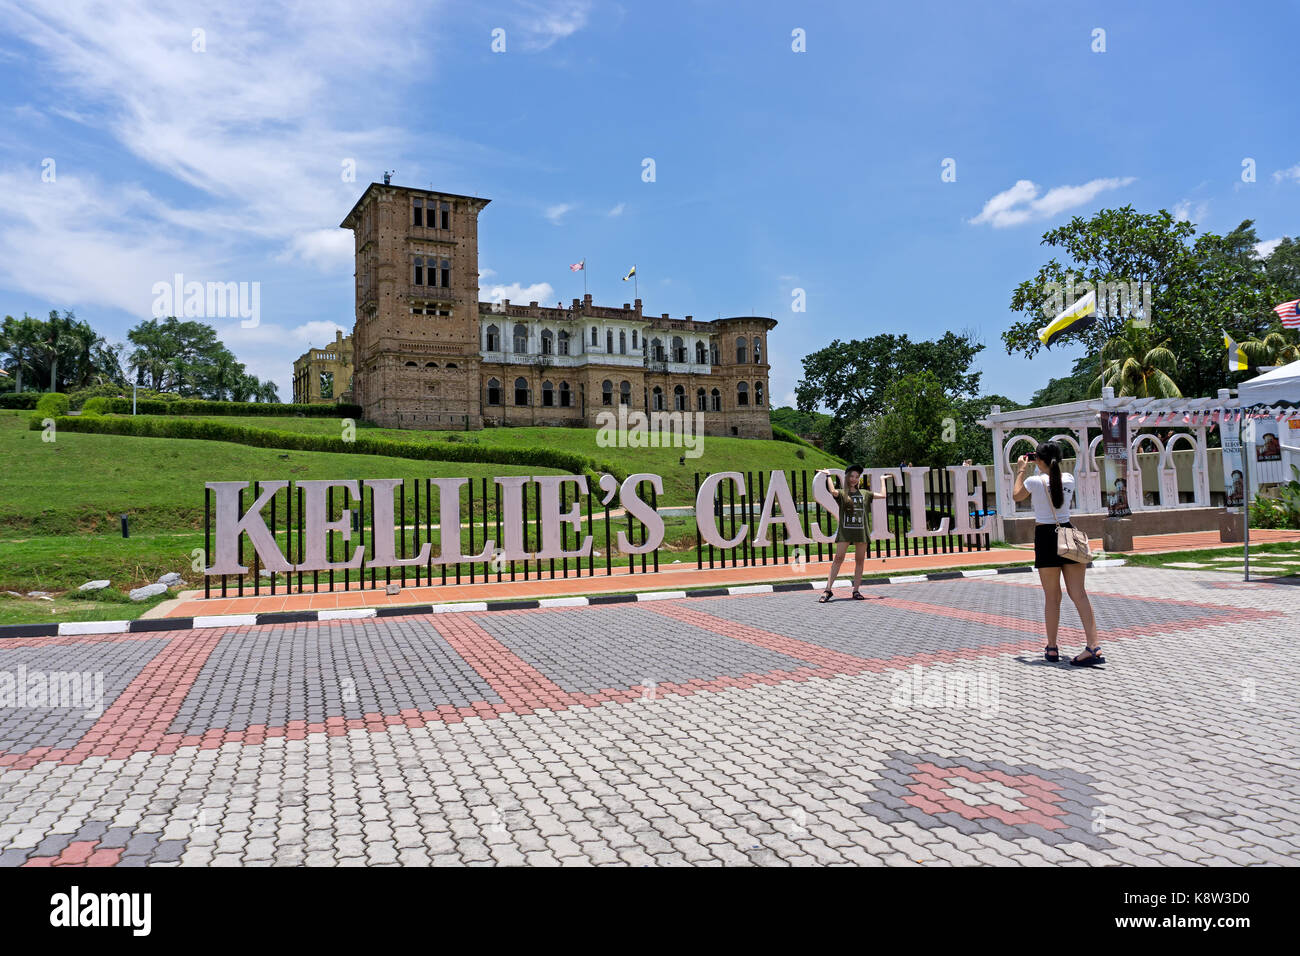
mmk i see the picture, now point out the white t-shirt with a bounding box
[1025,472,1075,524]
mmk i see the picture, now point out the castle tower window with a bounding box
[631,330,638,349]
[652,386,664,411]
[486,324,499,351]
[602,380,613,406]
[513,323,528,353]
[487,378,501,405]
[755,382,764,406]
[736,336,748,364]
[412,198,423,227]
[558,330,570,355]
[696,387,707,411]
[754,339,762,363]
[320,371,334,399]
[711,388,721,411]
[591,326,598,346]
[413,256,424,285]
[542,380,554,407]
[514,377,529,405]
[425,361,438,368]
[672,336,685,363]
[619,329,626,354]
[737,382,749,406]
[440,259,450,287]
[440,202,450,230]
[445,362,457,368]
[619,381,631,405]
[541,329,554,355]
[710,343,719,365]
[405,361,418,367]
[559,381,571,407]
[673,384,686,411]
[607,329,613,353]
[651,338,664,362]
[696,341,707,364]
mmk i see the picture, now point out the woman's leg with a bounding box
[1037,567,1063,647]
[1062,561,1099,648]
[852,542,867,589]
[826,542,850,591]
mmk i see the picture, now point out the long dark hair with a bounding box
[1035,441,1065,509]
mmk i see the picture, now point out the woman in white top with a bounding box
[1012,441,1104,666]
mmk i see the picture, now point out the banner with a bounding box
[1221,415,1245,510]
[1099,411,1132,517]
[1255,419,1282,462]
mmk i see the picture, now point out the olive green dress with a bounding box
[835,486,869,543]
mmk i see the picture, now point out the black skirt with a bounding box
[1033,522,1078,568]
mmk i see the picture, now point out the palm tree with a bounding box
[0,315,43,392]
[256,379,281,403]
[1240,330,1300,368]
[1091,325,1182,398]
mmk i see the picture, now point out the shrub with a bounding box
[0,393,39,409]
[81,397,363,418]
[31,392,70,423]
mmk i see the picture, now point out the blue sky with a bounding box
[1,0,1297,406]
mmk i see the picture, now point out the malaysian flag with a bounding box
[570,260,585,272]
[1274,298,1300,329]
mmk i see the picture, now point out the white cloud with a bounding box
[608,202,625,217]
[515,0,592,51]
[481,281,556,306]
[969,177,1136,228]
[292,320,350,345]
[278,229,354,271]
[544,203,574,224]
[1272,164,1300,184]
[1255,237,1284,259]
[1172,199,1210,224]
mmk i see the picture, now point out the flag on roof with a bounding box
[622,265,637,281]
[1038,290,1096,348]
[1273,298,1300,329]
[570,260,584,272]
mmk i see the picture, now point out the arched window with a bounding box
[737,382,749,406]
[445,363,457,369]
[425,361,438,368]
[711,388,722,411]
[696,387,707,411]
[404,361,418,367]
[514,377,529,405]
[672,336,685,363]
[607,329,614,353]
[619,329,626,354]
[651,337,664,362]
[487,378,501,405]
[631,330,638,349]
[673,384,686,411]
[558,330,570,355]
[710,343,719,366]
[513,323,528,353]
[619,381,631,405]
[542,380,554,407]
[559,381,571,407]
[736,336,748,364]
[412,256,424,285]
[591,326,599,346]
[696,341,707,364]
[486,324,499,351]
[755,382,764,407]
[652,386,664,411]
[602,380,613,406]
[541,329,554,355]
[754,338,762,363]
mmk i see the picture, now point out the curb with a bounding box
[0,560,1124,639]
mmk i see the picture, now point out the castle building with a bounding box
[290,329,353,404]
[338,182,774,437]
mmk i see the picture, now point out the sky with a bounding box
[1,0,1297,407]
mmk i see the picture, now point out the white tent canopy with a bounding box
[1238,358,1300,408]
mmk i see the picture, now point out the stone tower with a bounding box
[340,183,490,428]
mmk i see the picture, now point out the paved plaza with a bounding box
[0,565,1296,867]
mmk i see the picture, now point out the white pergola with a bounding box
[976,387,1294,520]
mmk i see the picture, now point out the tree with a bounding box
[126,316,251,400]
[1093,325,1181,398]
[0,314,44,393]
[796,331,983,456]
[256,379,281,403]
[847,371,958,469]
[1030,354,1097,407]
[1238,331,1300,369]
[1003,208,1288,399]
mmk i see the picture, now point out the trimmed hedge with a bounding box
[32,392,70,421]
[32,413,628,483]
[81,397,363,418]
[0,393,40,409]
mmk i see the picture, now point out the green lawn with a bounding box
[1124,541,1300,577]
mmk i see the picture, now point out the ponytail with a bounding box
[1035,441,1065,508]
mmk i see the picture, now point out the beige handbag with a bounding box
[1051,498,1092,564]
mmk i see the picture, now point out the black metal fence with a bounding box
[200,469,991,598]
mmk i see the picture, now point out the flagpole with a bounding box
[584,257,587,296]
[1241,406,1250,582]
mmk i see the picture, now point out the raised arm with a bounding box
[1012,456,1033,502]
[869,474,889,499]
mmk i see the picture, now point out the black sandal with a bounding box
[1070,645,1106,667]
[1044,645,1059,662]
[851,590,866,600]
[818,589,833,603]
